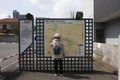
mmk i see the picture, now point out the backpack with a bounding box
[53,44,61,55]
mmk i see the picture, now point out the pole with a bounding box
[0,59,2,77]
[119,35,120,80]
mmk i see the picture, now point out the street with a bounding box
[0,42,18,70]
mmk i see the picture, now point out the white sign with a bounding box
[20,20,33,54]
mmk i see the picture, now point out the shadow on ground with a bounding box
[63,73,90,79]
[0,69,114,80]
[0,69,22,80]
[61,70,114,79]
[90,70,113,75]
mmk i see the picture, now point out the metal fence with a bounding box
[19,18,93,72]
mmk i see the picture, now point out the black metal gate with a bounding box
[19,18,93,72]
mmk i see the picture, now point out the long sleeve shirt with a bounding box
[51,38,65,60]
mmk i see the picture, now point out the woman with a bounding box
[51,33,65,76]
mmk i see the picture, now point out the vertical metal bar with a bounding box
[18,20,21,71]
[118,35,120,80]
[32,20,34,71]
[0,59,2,77]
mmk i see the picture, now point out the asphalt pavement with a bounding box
[0,42,18,59]
[0,42,18,71]
[0,62,118,80]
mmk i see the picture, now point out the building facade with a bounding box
[94,0,120,45]
[13,10,19,19]
[0,18,18,34]
[13,10,26,19]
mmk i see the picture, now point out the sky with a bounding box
[0,0,93,19]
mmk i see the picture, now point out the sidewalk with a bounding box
[0,62,118,80]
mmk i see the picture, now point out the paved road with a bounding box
[0,62,118,80]
[1,56,18,70]
[0,42,18,59]
[0,42,18,70]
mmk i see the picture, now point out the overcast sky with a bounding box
[0,0,93,19]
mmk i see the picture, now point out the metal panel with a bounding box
[19,19,34,71]
[19,18,93,72]
[35,18,93,72]
[19,44,34,70]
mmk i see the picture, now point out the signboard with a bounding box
[44,20,85,56]
[19,20,33,54]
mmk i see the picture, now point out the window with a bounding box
[96,29,105,43]
[3,25,7,30]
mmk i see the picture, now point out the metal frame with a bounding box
[35,18,93,71]
[18,19,34,71]
[18,18,93,72]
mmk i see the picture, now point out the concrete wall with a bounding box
[93,42,118,70]
[105,18,120,45]
[94,0,120,45]
[0,35,18,42]
[94,0,120,22]
[95,17,120,45]
[94,22,105,30]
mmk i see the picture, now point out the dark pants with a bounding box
[54,59,63,74]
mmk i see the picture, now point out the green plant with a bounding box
[13,27,19,35]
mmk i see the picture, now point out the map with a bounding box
[44,20,85,56]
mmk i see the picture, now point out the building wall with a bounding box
[94,0,120,45]
[105,18,120,45]
[94,0,120,22]
[0,24,2,29]
[94,23,105,30]
[0,23,17,29]
[94,42,118,71]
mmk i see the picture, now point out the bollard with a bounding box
[0,59,2,77]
